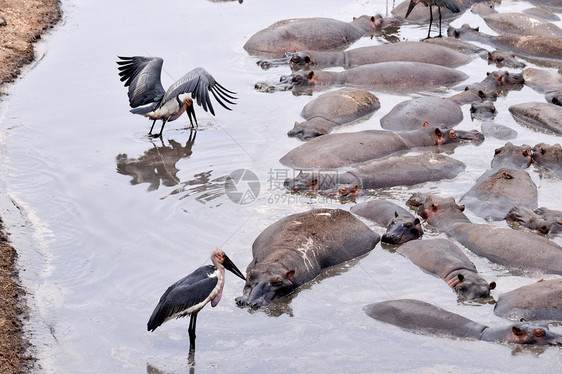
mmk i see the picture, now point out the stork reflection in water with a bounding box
[117,56,236,137]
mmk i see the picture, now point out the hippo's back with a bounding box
[301,89,380,125]
[243,17,364,56]
[381,97,463,131]
[279,130,408,169]
[494,278,562,322]
[364,299,485,340]
[252,208,380,269]
[396,238,477,279]
[351,200,413,227]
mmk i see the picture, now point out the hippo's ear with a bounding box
[286,269,295,279]
[414,218,420,225]
[434,128,443,139]
[431,203,440,212]
[394,211,399,218]
[512,326,524,336]
[304,56,312,64]
[489,281,496,290]
[448,129,457,139]
[457,274,464,282]
[520,318,527,322]
[351,185,359,194]
[307,71,314,80]
[458,204,465,212]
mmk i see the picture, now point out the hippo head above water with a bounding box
[486,70,525,88]
[255,71,316,93]
[485,321,562,346]
[257,51,315,70]
[407,193,469,230]
[429,127,485,145]
[235,261,296,308]
[381,212,423,245]
[491,142,532,169]
[447,272,496,300]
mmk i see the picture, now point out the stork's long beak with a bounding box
[405,1,416,19]
[186,100,198,128]
[222,254,246,280]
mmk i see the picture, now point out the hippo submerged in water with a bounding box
[407,193,562,274]
[235,209,379,308]
[506,206,562,235]
[482,12,562,39]
[396,239,496,300]
[255,62,468,93]
[284,153,466,193]
[509,102,562,135]
[449,24,562,67]
[351,200,423,245]
[380,97,463,131]
[494,278,562,322]
[288,89,380,139]
[243,15,381,57]
[280,127,483,169]
[257,41,471,70]
[522,68,562,106]
[365,299,562,346]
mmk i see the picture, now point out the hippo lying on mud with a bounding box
[380,97,463,131]
[407,193,562,274]
[494,278,562,322]
[255,62,468,93]
[350,200,423,244]
[280,127,483,169]
[509,102,562,135]
[288,89,380,139]
[284,153,465,192]
[396,239,495,300]
[365,299,562,345]
[257,41,471,70]
[506,206,562,235]
[243,15,381,57]
[448,24,562,67]
[235,209,379,308]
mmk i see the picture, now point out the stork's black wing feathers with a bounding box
[116,56,166,108]
[161,67,237,116]
[147,265,218,332]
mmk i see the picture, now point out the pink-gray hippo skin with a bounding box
[380,97,463,131]
[448,70,524,106]
[525,0,562,13]
[480,122,518,141]
[523,68,562,106]
[522,7,560,22]
[490,142,532,169]
[505,206,562,235]
[470,101,497,121]
[235,209,380,308]
[351,200,423,245]
[509,102,562,136]
[406,193,562,274]
[284,152,465,195]
[256,41,471,70]
[396,239,495,300]
[495,279,562,322]
[448,24,562,67]
[288,89,380,140]
[243,15,382,57]
[280,127,483,169]
[486,50,526,69]
[255,62,468,93]
[532,143,562,178]
[482,12,562,39]
[365,299,562,345]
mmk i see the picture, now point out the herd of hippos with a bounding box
[118,0,562,350]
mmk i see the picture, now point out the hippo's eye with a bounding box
[496,56,504,62]
[449,130,456,138]
[494,148,502,155]
[534,329,545,338]
[290,56,300,64]
[271,280,283,287]
[404,222,412,228]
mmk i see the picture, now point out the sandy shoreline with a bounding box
[0,0,61,372]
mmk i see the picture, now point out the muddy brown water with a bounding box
[0,0,560,373]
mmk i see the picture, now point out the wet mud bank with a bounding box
[0,0,61,372]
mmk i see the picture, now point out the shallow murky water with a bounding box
[0,0,561,373]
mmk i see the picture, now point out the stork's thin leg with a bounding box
[424,5,433,40]
[188,313,197,351]
[438,8,443,38]
[149,119,157,135]
[154,120,167,138]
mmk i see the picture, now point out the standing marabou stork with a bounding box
[117,56,237,137]
[147,248,246,351]
[405,0,460,39]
